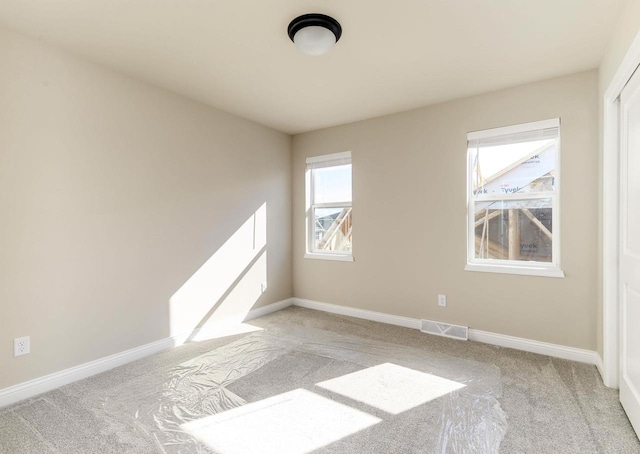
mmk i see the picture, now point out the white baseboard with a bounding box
[170,298,293,345]
[244,298,293,320]
[292,298,421,330]
[0,299,293,409]
[290,298,600,367]
[467,329,600,365]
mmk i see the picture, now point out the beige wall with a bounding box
[293,71,599,350]
[0,26,292,389]
[597,0,640,358]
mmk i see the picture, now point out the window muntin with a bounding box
[306,152,353,258]
[466,119,562,276]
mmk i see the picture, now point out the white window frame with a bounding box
[465,118,564,278]
[305,151,354,262]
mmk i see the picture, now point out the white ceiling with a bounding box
[0,0,625,134]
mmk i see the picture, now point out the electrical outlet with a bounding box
[438,294,447,307]
[261,282,268,293]
[14,336,30,357]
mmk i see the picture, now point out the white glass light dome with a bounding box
[293,26,337,56]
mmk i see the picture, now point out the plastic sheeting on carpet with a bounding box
[96,325,507,453]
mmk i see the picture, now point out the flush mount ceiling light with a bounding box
[287,13,342,56]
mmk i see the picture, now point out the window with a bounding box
[466,118,564,277]
[305,151,353,261]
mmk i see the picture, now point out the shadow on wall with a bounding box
[169,202,268,341]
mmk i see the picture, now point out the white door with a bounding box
[620,66,640,438]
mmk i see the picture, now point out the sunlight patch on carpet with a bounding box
[181,388,381,454]
[317,362,465,415]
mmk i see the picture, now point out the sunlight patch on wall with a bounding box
[316,363,465,415]
[180,388,380,454]
[169,203,267,337]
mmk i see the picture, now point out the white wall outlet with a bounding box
[438,294,447,307]
[14,336,30,357]
[261,282,268,293]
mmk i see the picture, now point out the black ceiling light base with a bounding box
[287,13,342,44]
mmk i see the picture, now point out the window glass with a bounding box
[471,140,556,196]
[474,199,553,262]
[313,206,353,252]
[313,164,352,204]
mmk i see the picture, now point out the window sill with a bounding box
[464,263,565,278]
[304,253,354,262]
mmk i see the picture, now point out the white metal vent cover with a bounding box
[420,319,468,341]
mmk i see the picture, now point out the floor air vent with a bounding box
[420,319,468,341]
